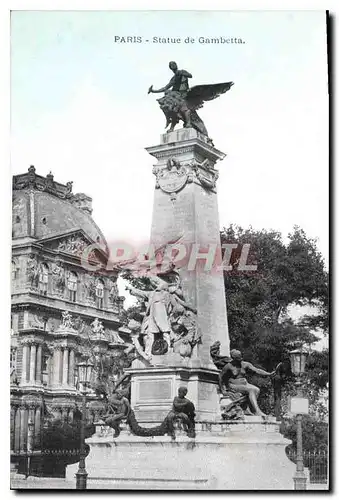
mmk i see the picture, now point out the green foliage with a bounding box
[306,349,329,391]
[221,225,328,343]
[221,224,329,419]
[42,416,95,452]
[281,415,328,453]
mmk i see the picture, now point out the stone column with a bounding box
[21,344,29,384]
[14,405,21,453]
[69,349,75,387]
[34,406,41,450]
[19,405,27,452]
[53,347,62,386]
[62,348,69,386]
[10,405,16,452]
[48,355,53,387]
[36,344,42,384]
[29,344,37,384]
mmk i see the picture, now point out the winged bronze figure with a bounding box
[148,61,233,139]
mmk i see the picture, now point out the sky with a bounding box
[11,10,329,264]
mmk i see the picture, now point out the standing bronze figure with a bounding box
[148,61,233,138]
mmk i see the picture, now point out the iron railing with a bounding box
[286,449,328,484]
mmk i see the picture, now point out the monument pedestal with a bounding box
[127,363,220,422]
[66,418,295,490]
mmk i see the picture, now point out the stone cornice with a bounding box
[51,340,79,350]
[146,137,226,165]
[19,335,45,346]
[11,294,122,325]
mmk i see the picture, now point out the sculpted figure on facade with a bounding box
[91,318,105,337]
[52,260,65,294]
[84,275,97,302]
[26,255,39,287]
[60,310,75,330]
[58,236,88,256]
[65,181,73,198]
[108,280,119,304]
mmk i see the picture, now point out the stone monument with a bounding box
[126,126,231,423]
[66,63,295,489]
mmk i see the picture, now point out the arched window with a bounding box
[38,263,49,295]
[67,271,78,302]
[96,279,104,308]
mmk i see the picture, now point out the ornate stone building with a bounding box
[11,166,130,473]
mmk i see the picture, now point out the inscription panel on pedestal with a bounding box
[138,378,172,401]
[198,382,218,409]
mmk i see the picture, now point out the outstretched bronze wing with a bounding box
[187,82,234,110]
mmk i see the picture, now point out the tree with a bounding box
[281,415,328,453]
[221,225,328,336]
[220,225,329,417]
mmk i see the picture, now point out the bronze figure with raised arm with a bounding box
[219,349,277,417]
[148,61,233,139]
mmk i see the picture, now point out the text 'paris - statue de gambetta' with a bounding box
[148,61,233,142]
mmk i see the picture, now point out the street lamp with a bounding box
[76,359,94,490]
[289,345,309,491]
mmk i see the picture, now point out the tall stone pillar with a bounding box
[146,128,230,364]
[21,344,29,384]
[62,348,69,386]
[29,344,37,384]
[127,128,231,422]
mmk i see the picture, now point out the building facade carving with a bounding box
[11,168,131,475]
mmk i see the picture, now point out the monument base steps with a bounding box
[66,419,295,490]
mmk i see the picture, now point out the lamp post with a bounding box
[289,345,309,491]
[76,359,94,490]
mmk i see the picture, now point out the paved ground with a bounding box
[307,483,329,490]
[11,477,75,490]
[11,475,329,491]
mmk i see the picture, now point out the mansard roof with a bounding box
[12,166,107,246]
